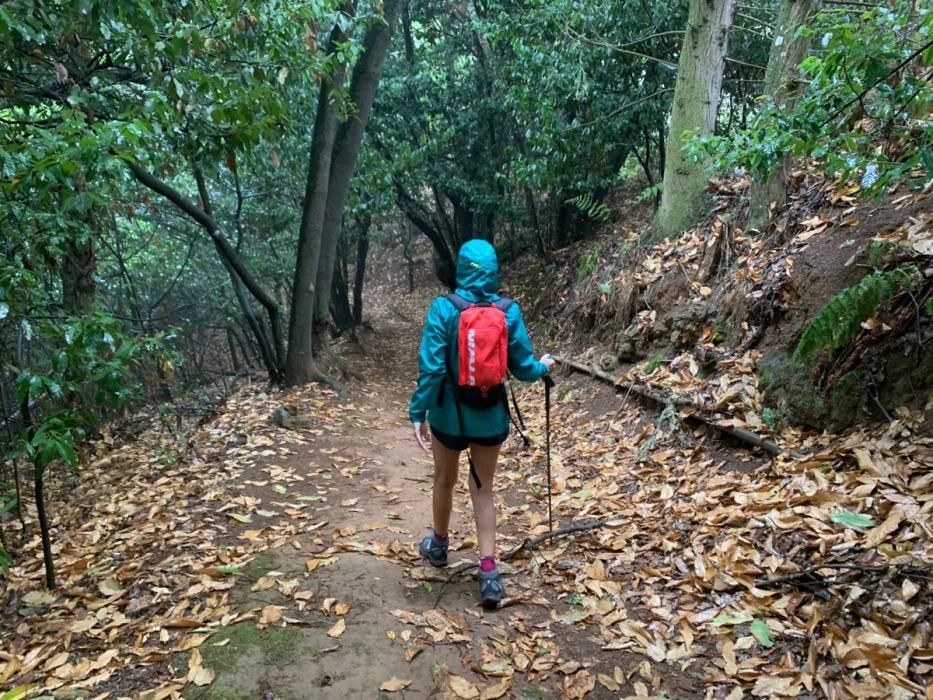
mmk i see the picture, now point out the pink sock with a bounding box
[433,531,448,542]
[480,556,496,573]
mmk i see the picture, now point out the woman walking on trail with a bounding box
[410,239,554,609]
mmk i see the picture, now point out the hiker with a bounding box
[409,239,554,609]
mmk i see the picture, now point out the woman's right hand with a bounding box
[540,354,555,371]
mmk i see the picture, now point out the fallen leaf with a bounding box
[22,591,57,606]
[98,578,124,597]
[829,511,874,531]
[713,611,754,627]
[449,675,480,699]
[480,677,512,700]
[750,619,773,648]
[379,677,411,692]
[563,669,595,699]
[260,605,283,625]
[597,673,620,691]
[327,618,346,638]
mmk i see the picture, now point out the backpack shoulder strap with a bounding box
[445,293,471,312]
[494,296,514,313]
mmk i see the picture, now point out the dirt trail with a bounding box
[195,309,557,699]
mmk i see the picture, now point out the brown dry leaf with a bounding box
[42,651,69,672]
[335,602,350,616]
[341,498,360,507]
[176,634,211,651]
[98,578,124,597]
[404,646,422,663]
[479,677,512,700]
[260,605,283,626]
[22,590,57,606]
[251,576,277,592]
[563,669,596,699]
[449,674,480,699]
[597,673,620,691]
[327,618,346,638]
[187,649,215,687]
[379,677,412,692]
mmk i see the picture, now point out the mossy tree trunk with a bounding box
[650,0,736,242]
[748,0,822,231]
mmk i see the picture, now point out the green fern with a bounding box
[567,193,611,223]
[793,266,922,364]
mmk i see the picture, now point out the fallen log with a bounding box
[555,355,782,456]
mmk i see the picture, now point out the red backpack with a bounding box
[446,293,512,410]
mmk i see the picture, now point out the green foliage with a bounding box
[750,620,774,648]
[636,182,663,204]
[830,511,875,531]
[566,193,611,223]
[577,245,600,282]
[793,267,922,364]
[644,355,665,375]
[689,0,933,193]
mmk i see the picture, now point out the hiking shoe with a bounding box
[479,568,505,610]
[419,535,448,568]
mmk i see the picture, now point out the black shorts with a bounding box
[431,427,508,452]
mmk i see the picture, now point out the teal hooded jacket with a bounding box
[409,239,548,437]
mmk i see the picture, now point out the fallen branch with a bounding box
[554,356,782,456]
[502,518,611,561]
[757,562,932,589]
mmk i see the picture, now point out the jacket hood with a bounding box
[455,239,499,298]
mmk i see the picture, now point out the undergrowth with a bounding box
[793,266,923,364]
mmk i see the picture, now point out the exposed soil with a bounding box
[138,279,723,700]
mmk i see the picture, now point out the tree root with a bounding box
[307,364,347,400]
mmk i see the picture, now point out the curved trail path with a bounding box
[199,301,590,699]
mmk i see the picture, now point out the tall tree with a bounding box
[651,0,736,240]
[285,0,406,386]
[747,0,822,230]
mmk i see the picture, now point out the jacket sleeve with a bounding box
[506,303,548,382]
[409,298,449,424]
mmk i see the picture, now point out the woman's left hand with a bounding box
[413,422,432,452]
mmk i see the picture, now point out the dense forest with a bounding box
[1,0,931,698]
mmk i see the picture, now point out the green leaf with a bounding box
[217,565,241,576]
[0,686,37,700]
[712,611,754,627]
[273,484,288,494]
[750,619,774,647]
[228,512,252,523]
[830,511,874,530]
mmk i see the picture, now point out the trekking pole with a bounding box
[543,374,555,533]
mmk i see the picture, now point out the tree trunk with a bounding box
[748,0,822,231]
[284,13,352,385]
[61,234,96,315]
[402,222,416,293]
[352,217,370,326]
[313,0,406,331]
[34,469,55,589]
[330,238,354,332]
[651,0,736,241]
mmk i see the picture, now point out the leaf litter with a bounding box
[1,196,931,698]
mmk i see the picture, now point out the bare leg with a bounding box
[467,443,502,559]
[431,434,460,535]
